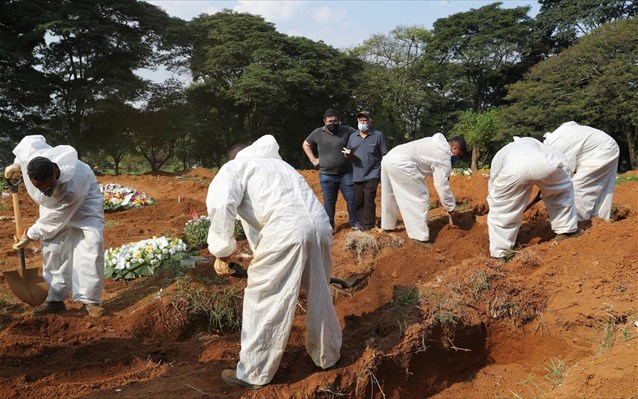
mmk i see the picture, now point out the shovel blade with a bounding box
[4,268,48,306]
[330,270,372,289]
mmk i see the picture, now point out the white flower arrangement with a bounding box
[99,183,156,211]
[104,236,189,280]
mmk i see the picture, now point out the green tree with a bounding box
[349,26,438,143]
[535,0,637,53]
[132,80,188,173]
[83,100,136,175]
[187,10,361,168]
[501,17,638,169]
[0,0,53,161]
[450,109,500,170]
[1,0,186,155]
[425,2,534,112]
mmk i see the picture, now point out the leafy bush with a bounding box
[105,236,190,280]
[100,183,156,211]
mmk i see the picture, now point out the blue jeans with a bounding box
[320,172,358,228]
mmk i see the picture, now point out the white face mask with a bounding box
[358,123,369,132]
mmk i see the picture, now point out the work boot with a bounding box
[555,228,584,242]
[412,239,432,249]
[83,303,106,318]
[33,301,66,316]
[221,369,264,390]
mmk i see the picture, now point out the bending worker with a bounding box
[206,135,341,389]
[488,137,582,261]
[381,134,467,247]
[4,135,105,317]
[543,121,620,221]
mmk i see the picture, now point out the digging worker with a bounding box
[345,111,388,231]
[543,121,620,221]
[380,134,467,248]
[303,108,359,231]
[4,135,105,317]
[206,135,341,389]
[488,137,583,261]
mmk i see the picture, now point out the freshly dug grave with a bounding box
[0,169,635,399]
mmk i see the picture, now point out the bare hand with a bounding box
[311,158,320,167]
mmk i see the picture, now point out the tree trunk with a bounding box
[471,147,479,171]
[626,125,636,170]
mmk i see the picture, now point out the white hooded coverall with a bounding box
[206,135,341,385]
[12,135,104,304]
[380,133,456,242]
[544,121,619,221]
[487,138,579,258]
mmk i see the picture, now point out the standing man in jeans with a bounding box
[303,108,359,230]
[346,111,388,231]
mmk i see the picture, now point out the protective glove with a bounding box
[4,163,21,180]
[13,231,32,250]
[214,257,234,275]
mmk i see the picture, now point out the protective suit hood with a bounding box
[13,135,78,184]
[432,133,453,155]
[236,135,282,160]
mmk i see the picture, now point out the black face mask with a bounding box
[326,122,339,133]
[39,185,55,197]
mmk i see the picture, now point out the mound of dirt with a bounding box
[0,170,635,398]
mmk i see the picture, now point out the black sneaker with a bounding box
[33,301,66,316]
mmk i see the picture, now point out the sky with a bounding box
[143,0,540,81]
[148,0,540,49]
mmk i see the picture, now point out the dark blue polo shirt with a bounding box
[347,129,388,182]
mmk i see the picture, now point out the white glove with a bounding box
[4,163,21,179]
[13,231,32,250]
[214,258,234,275]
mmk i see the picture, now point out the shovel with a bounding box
[3,179,48,306]
[228,261,371,289]
[524,191,542,213]
[329,270,372,289]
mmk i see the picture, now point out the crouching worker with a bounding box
[487,137,582,261]
[4,135,105,317]
[206,135,342,389]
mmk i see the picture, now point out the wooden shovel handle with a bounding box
[11,192,23,241]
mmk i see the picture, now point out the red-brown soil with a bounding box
[0,169,636,399]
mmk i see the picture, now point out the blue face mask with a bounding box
[451,156,459,164]
[358,123,369,132]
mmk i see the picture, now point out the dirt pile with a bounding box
[0,169,636,398]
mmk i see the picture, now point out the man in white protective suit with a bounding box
[4,135,105,317]
[543,121,620,221]
[487,137,583,261]
[205,135,341,389]
[380,134,467,248]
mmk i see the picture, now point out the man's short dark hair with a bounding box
[449,136,468,156]
[27,156,56,181]
[227,144,249,161]
[324,108,339,119]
